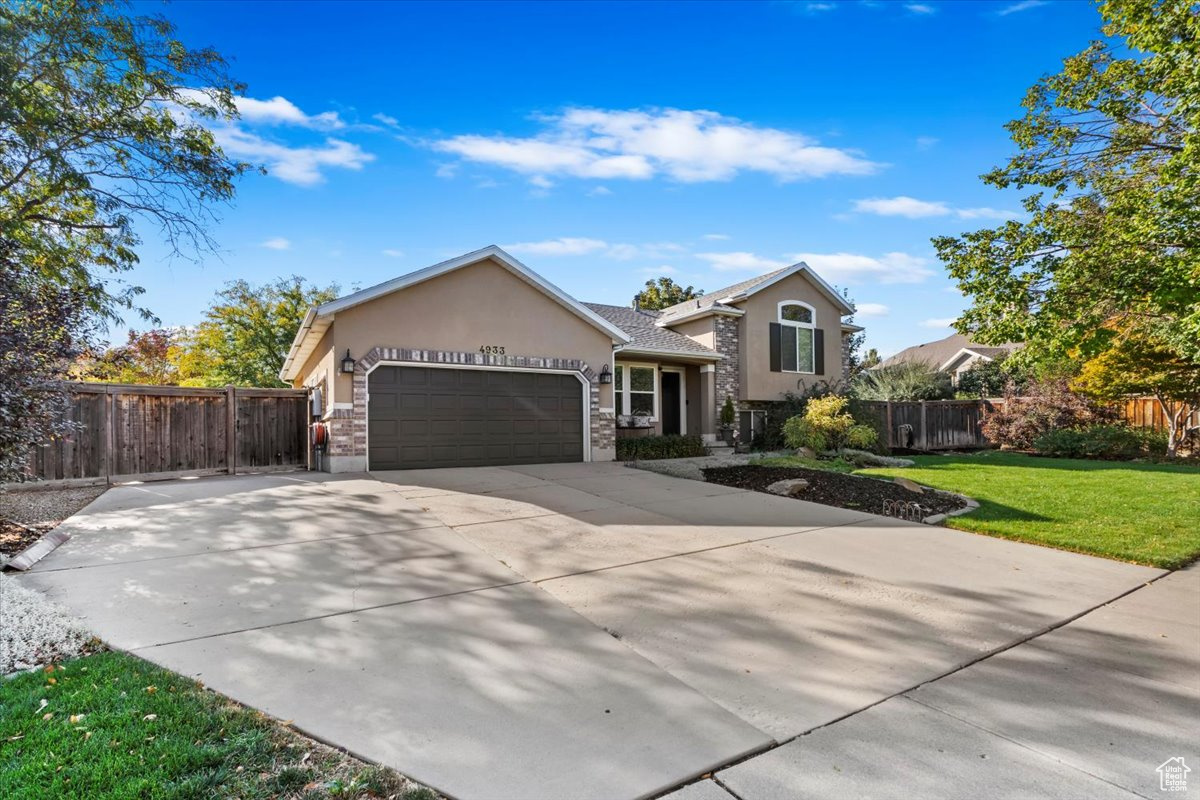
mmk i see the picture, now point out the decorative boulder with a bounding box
[795,447,817,459]
[893,477,925,494]
[766,478,809,497]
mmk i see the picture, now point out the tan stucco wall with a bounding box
[613,359,704,436]
[737,272,847,402]
[295,326,335,399]
[319,257,615,407]
[670,316,715,350]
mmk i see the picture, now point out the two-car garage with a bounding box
[367,365,586,470]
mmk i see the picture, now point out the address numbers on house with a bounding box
[479,345,506,355]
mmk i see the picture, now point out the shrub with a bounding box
[782,395,878,452]
[852,361,953,402]
[752,381,847,450]
[720,395,735,427]
[616,434,707,461]
[982,379,1115,450]
[1034,424,1170,460]
[955,356,1029,398]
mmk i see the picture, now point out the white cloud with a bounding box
[372,112,400,127]
[920,316,959,328]
[434,162,459,179]
[853,195,1020,221]
[854,196,949,218]
[998,0,1046,14]
[791,251,935,284]
[214,128,373,186]
[854,302,890,318]
[697,252,788,272]
[529,175,555,189]
[639,265,679,275]
[260,237,290,250]
[234,95,344,130]
[502,237,609,256]
[703,233,731,240]
[916,136,939,150]
[905,3,936,13]
[805,2,836,10]
[587,185,613,196]
[434,107,879,184]
[381,248,404,258]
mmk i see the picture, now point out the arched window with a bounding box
[778,301,816,373]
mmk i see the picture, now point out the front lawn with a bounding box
[858,451,1200,569]
[0,650,435,800]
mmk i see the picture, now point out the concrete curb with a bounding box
[922,493,979,525]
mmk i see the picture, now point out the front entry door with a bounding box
[661,371,682,436]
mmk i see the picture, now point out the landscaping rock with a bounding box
[766,478,810,497]
[796,447,817,459]
[893,477,925,494]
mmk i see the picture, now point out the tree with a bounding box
[175,277,339,387]
[0,0,248,475]
[1073,323,1200,456]
[75,328,178,385]
[851,362,953,402]
[0,240,96,482]
[933,0,1200,372]
[956,356,1029,399]
[633,277,702,310]
[860,348,882,370]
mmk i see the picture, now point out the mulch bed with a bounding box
[702,465,969,519]
[0,484,106,562]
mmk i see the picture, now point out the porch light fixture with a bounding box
[340,349,356,374]
[598,364,613,384]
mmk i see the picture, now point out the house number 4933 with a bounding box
[479,345,506,355]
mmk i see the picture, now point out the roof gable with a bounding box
[658,261,854,325]
[279,246,630,381]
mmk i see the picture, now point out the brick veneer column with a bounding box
[713,315,742,429]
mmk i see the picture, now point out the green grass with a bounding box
[0,651,436,800]
[857,451,1200,569]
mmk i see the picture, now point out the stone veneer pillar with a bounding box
[713,314,742,431]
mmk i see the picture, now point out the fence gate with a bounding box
[19,383,309,486]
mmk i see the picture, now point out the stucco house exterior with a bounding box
[280,245,863,471]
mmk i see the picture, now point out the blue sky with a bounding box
[125,0,1103,356]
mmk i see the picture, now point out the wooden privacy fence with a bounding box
[858,399,992,451]
[1119,396,1200,438]
[21,383,309,486]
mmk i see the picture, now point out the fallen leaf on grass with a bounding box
[69,714,86,724]
[42,713,53,721]
[142,714,157,721]
[144,686,157,694]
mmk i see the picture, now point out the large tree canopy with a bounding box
[0,0,251,318]
[175,277,339,388]
[633,277,702,310]
[934,0,1200,367]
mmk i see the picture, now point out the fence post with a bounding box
[885,401,894,449]
[226,385,237,475]
[103,385,113,485]
[919,400,928,451]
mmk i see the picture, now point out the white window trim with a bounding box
[777,300,816,375]
[615,362,659,421]
[660,366,687,435]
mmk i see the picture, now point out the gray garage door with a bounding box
[368,366,585,470]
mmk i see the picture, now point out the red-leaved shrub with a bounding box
[981,379,1115,450]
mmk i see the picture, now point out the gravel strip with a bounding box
[0,485,106,526]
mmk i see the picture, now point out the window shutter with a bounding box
[769,323,782,372]
[814,329,825,375]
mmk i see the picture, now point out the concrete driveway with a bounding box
[15,464,1192,799]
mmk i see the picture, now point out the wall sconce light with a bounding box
[599,364,613,384]
[340,349,356,374]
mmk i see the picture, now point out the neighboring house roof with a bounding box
[279,245,632,382]
[877,333,1022,372]
[583,303,722,360]
[939,346,1015,372]
[657,261,855,324]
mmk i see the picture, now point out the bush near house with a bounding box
[616,434,708,461]
[851,362,953,402]
[782,396,878,453]
[982,379,1115,450]
[1034,424,1169,460]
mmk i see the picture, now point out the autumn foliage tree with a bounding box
[934,0,1199,447]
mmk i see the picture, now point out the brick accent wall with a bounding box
[841,331,853,379]
[713,315,741,428]
[337,346,611,464]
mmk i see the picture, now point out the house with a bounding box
[279,245,862,471]
[877,332,1022,384]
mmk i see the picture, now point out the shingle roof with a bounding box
[658,269,789,320]
[878,333,1022,371]
[583,303,720,358]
